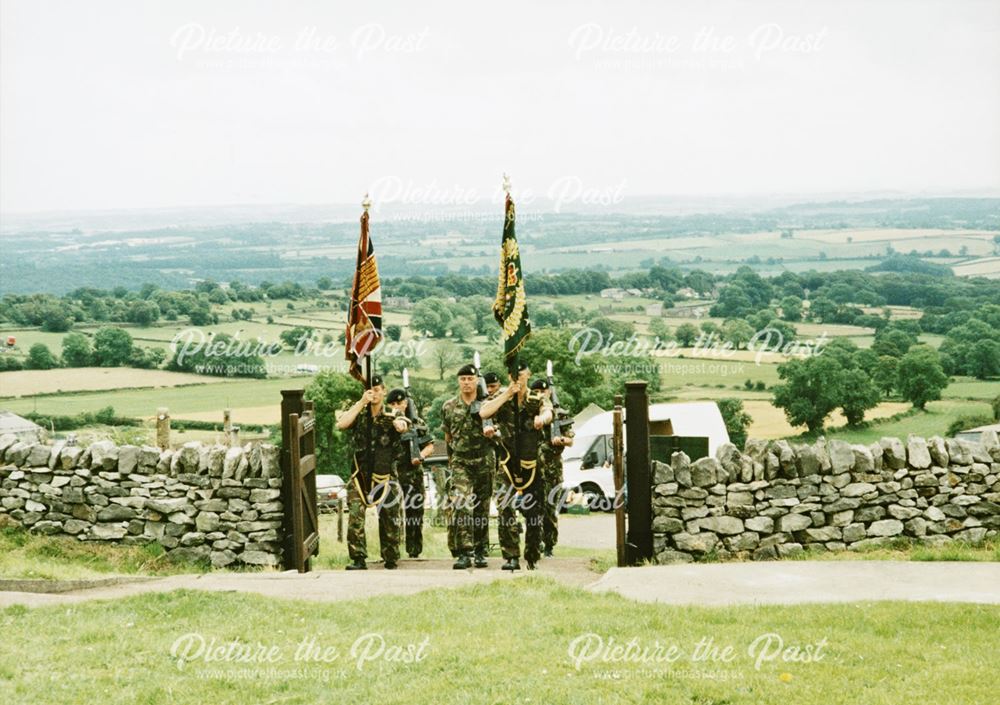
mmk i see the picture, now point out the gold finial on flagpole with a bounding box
[362,193,372,213]
[502,173,511,195]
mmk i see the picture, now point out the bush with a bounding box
[946,414,995,438]
[22,407,137,431]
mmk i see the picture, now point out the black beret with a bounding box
[514,361,529,373]
[369,375,384,388]
[457,364,477,377]
[386,388,406,403]
[483,371,500,385]
[530,378,549,390]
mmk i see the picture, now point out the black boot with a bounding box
[501,557,521,571]
[384,560,397,570]
[527,560,537,570]
[543,548,554,558]
[345,558,367,570]
[453,554,472,569]
[474,551,488,568]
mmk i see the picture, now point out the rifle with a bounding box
[469,351,498,437]
[400,368,432,465]
[546,359,573,443]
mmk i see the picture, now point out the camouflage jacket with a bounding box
[398,413,433,481]
[490,389,552,463]
[348,408,404,477]
[441,395,494,462]
[539,426,573,468]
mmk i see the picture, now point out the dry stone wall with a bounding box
[652,431,1000,563]
[0,435,285,569]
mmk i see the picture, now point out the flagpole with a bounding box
[362,194,375,486]
[503,174,522,492]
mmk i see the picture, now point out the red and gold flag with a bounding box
[345,209,383,383]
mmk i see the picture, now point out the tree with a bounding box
[533,308,561,328]
[40,303,73,332]
[93,327,134,367]
[969,339,1000,379]
[410,298,453,338]
[126,300,160,327]
[896,345,948,410]
[61,333,94,367]
[675,323,699,347]
[648,318,672,342]
[384,324,402,342]
[721,319,754,349]
[280,326,314,349]
[305,370,361,478]
[873,355,899,396]
[450,317,474,342]
[167,332,266,378]
[517,328,612,412]
[839,368,881,426]
[717,398,752,449]
[872,328,917,359]
[26,343,58,370]
[316,276,333,290]
[772,356,845,433]
[779,296,802,322]
[431,341,463,380]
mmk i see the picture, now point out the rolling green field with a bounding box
[820,400,994,445]
[2,282,997,444]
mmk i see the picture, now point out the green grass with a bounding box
[0,376,309,418]
[0,514,615,580]
[788,538,1000,563]
[0,521,209,580]
[657,357,782,389]
[943,377,1000,400]
[820,400,993,445]
[1,581,997,704]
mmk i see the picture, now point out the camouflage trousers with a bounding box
[495,467,544,563]
[541,459,564,552]
[347,474,401,564]
[447,458,493,556]
[398,467,425,558]
[430,464,455,555]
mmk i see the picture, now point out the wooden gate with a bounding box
[280,389,320,572]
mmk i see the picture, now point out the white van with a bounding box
[561,401,730,509]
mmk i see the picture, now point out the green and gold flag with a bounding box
[492,193,531,373]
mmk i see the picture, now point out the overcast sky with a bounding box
[1,0,998,214]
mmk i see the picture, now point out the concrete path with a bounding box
[589,561,1000,606]
[0,557,597,608]
[4,560,999,609]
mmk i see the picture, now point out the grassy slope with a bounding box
[0,581,997,704]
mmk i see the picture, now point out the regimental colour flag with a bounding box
[345,208,383,384]
[492,193,531,373]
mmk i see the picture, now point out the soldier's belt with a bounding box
[497,443,537,495]
[351,456,395,507]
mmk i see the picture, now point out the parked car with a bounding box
[561,401,730,511]
[316,474,346,512]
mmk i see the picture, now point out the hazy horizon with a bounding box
[3,0,999,214]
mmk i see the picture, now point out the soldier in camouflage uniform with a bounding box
[479,363,553,571]
[441,364,496,569]
[533,380,574,557]
[386,388,434,558]
[336,376,407,570]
